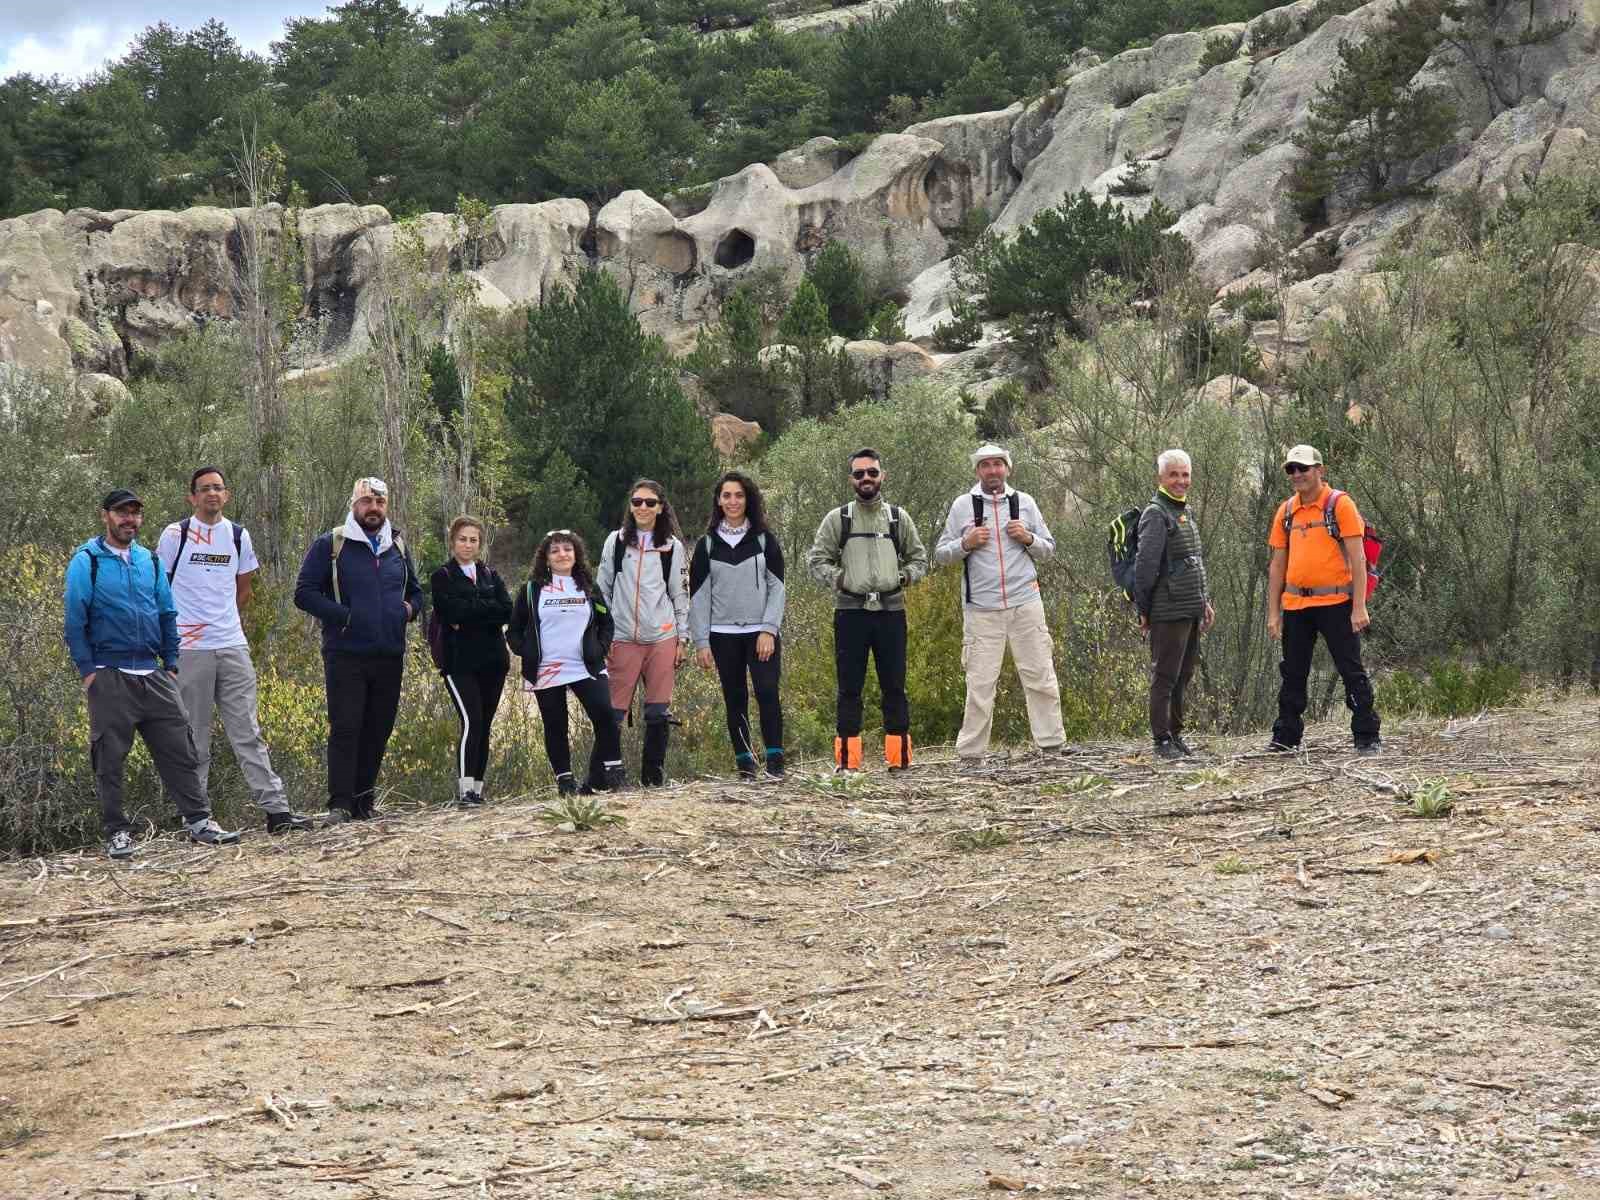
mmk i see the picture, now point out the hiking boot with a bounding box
[107,830,136,860]
[736,752,758,782]
[1264,740,1298,753]
[187,818,241,846]
[266,810,313,834]
[1171,735,1195,756]
[1355,740,1382,757]
[603,765,628,792]
[763,752,785,782]
[323,806,355,826]
[555,773,578,797]
[1153,738,1184,762]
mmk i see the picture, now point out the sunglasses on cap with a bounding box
[356,476,389,497]
[630,497,660,508]
[545,529,575,539]
[1284,463,1314,475]
[851,467,882,480]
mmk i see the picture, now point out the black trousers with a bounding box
[443,667,506,783]
[1272,601,1381,747]
[834,609,909,737]
[1148,618,1200,741]
[533,675,621,781]
[708,632,783,759]
[324,651,404,816]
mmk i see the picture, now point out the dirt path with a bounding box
[2,701,1598,1199]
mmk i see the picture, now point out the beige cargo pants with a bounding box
[956,599,1066,758]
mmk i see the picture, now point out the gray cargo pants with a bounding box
[87,670,212,835]
[177,646,288,814]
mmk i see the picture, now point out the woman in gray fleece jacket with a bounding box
[688,471,786,780]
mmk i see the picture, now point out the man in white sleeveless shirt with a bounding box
[157,467,312,833]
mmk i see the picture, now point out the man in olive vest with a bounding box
[1132,449,1214,760]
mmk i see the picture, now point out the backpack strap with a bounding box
[1322,490,1345,540]
[330,527,346,606]
[837,503,853,548]
[167,516,192,583]
[971,494,983,526]
[233,521,244,559]
[660,542,673,583]
[1008,492,1020,521]
[612,531,627,578]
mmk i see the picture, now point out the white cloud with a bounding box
[0,24,140,82]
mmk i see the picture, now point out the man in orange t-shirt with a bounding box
[1265,444,1381,755]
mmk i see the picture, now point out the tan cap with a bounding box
[1283,444,1323,468]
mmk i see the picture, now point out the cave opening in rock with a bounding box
[714,229,756,268]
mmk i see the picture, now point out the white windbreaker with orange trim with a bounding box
[933,485,1055,611]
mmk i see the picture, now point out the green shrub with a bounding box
[1221,285,1280,322]
[1199,33,1242,72]
[866,302,909,344]
[807,242,871,339]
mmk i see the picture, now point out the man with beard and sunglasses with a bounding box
[1265,445,1381,756]
[294,477,424,822]
[806,448,929,774]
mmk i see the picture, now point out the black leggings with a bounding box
[709,632,783,759]
[533,675,622,780]
[443,668,506,782]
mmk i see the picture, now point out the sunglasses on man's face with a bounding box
[630,497,660,508]
[851,467,881,480]
[1284,463,1313,476]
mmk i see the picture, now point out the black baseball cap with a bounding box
[101,488,144,511]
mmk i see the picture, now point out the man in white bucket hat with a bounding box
[934,444,1067,759]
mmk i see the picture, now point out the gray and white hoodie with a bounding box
[598,529,690,645]
[687,525,786,647]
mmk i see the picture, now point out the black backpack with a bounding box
[612,532,676,585]
[963,492,1020,603]
[1106,502,1175,604]
[837,501,904,555]
[166,516,245,583]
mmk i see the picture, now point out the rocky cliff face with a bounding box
[1,0,1595,383]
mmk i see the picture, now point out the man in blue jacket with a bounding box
[64,489,242,860]
[294,477,423,824]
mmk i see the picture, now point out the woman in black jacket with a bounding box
[430,516,514,808]
[507,530,624,795]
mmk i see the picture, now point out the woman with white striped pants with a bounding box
[429,517,514,808]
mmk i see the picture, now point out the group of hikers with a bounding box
[64,442,1382,860]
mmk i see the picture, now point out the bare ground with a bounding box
[2,700,1599,1200]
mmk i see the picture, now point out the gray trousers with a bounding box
[87,670,212,835]
[177,646,288,814]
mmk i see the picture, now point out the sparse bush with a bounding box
[933,293,985,351]
[951,825,1012,851]
[1247,12,1295,54]
[1200,33,1242,72]
[1221,285,1280,322]
[1405,777,1455,819]
[1107,155,1153,197]
[539,793,626,831]
[865,302,908,344]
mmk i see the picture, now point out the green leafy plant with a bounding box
[539,794,626,832]
[1405,777,1455,819]
[1214,854,1252,875]
[1199,33,1242,72]
[951,825,1012,851]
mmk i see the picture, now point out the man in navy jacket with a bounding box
[64,489,242,859]
[294,477,423,823]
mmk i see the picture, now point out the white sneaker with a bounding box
[187,818,242,846]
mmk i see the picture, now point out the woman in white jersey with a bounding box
[507,530,624,795]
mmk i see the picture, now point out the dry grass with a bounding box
[1,700,1598,1197]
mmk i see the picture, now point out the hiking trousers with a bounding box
[1148,618,1200,742]
[708,631,783,761]
[443,666,507,788]
[177,646,288,815]
[324,651,404,817]
[834,609,909,737]
[533,675,621,783]
[956,600,1065,757]
[1272,602,1381,747]
[87,669,212,836]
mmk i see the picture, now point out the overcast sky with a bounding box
[2,0,454,83]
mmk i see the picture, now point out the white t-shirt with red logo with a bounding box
[156,517,258,651]
[533,575,597,690]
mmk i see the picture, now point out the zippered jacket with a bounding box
[293,523,423,657]
[429,560,513,675]
[63,537,178,678]
[598,531,690,645]
[933,486,1055,611]
[688,528,786,646]
[805,498,929,611]
[506,578,614,684]
[1133,490,1208,622]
